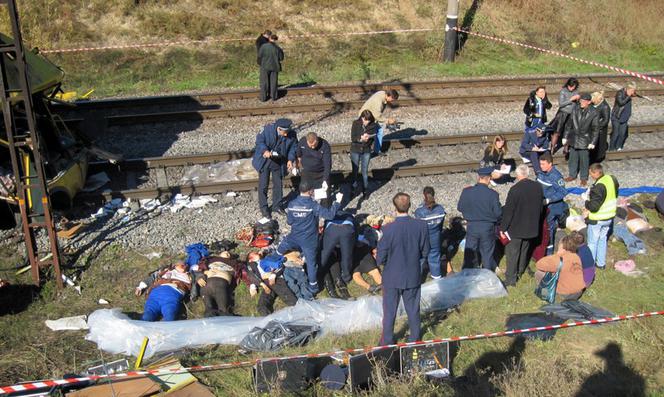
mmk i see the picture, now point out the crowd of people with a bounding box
[134,75,641,346]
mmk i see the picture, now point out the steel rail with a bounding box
[62,72,663,111]
[78,147,664,204]
[87,123,664,173]
[97,88,664,125]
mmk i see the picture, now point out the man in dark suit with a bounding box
[257,34,284,102]
[500,164,544,286]
[457,167,502,270]
[377,193,429,345]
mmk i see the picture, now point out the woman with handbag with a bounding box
[534,235,585,302]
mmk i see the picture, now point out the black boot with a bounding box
[324,274,340,299]
[335,278,352,300]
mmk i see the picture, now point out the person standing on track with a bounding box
[551,78,580,153]
[257,34,284,102]
[414,186,446,280]
[296,132,332,202]
[590,91,611,163]
[350,109,379,199]
[563,93,599,186]
[609,82,637,151]
[358,89,399,155]
[523,86,552,128]
[377,192,429,345]
[457,167,502,271]
[252,118,297,219]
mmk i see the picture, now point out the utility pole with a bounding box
[442,0,459,62]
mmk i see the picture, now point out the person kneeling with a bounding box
[139,261,192,321]
[535,235,585,302]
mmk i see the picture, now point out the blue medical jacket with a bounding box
[536,167,568,204]
[286,195,339,239]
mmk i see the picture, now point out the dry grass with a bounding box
[0,0,659,96]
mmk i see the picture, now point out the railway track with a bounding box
[87,123,664,171]
[101,88,664,125]
[79,124,664,204]
[64,72,663,110]
[59,73,664,126]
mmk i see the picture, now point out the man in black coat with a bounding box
[255,30,271,53]
[257,34,284,102]
[500,164,543,286]
[377,193,429,345]
[609,82,637,151]
[563,93,599,186]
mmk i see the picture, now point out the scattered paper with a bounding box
[98,298,110,305]
[314,187,328,200]
[226,191,237,197]
[45,315,88,331]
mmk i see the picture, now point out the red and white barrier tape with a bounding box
[1,310,661,395]
[40,28,442,54]
[453,27,664,86]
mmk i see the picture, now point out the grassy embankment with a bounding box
[0,0,662,97]
[1,0,664,395]
[1,196,663,396]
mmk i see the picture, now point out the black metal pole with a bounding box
[442,0,459,62]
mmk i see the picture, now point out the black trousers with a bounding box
[320,224,355,283]
[202,277,232,317]
[504,237,532,286]
[258,167,283,217]
[259,69,279,101]
[257,277,297,316]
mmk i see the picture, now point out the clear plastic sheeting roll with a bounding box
[86,269,506,357]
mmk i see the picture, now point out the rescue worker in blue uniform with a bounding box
[536,152,568,255]
[277,179,342,293]
[414,186,446,279]
[457,167,502,270]
[252,118,297,219]
[320,211,355,286]
[377,192,429,345]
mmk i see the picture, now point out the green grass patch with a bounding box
[1,195,664,395]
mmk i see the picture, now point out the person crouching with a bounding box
[140,261,191,321]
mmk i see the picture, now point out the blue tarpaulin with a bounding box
[567,186,663,197]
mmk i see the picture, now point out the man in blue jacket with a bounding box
[457,168,502,270]
[277,179,342,293]
[252,118,297,218]
[536,152,569,255]
[414,186,446,279]
[377,192,429,345]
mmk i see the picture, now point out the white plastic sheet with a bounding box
[180,159,258,184]
[86,269,506,357]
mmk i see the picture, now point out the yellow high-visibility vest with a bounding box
[589,174,617,221]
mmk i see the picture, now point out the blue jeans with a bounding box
[277,235,320,287]
[587,219,612,268]
[350,151,371,191]
[142,285,183,321]
[374,124,384,154]
[609,118,628,151]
